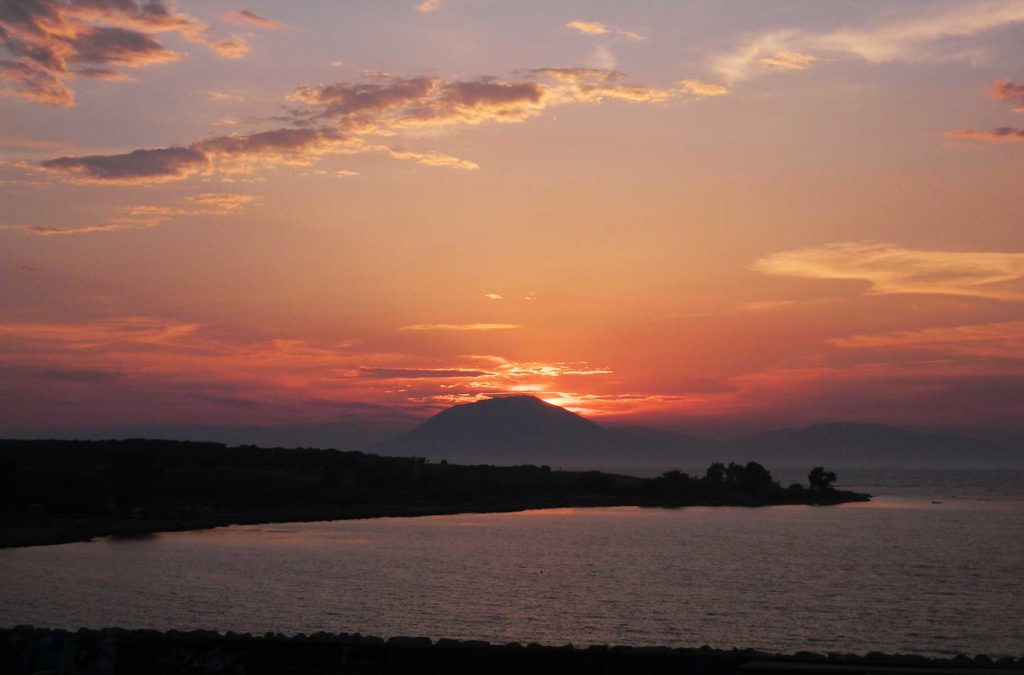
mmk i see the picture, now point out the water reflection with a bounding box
[1,474,1021,659]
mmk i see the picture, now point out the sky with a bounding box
[1,0,1024,442]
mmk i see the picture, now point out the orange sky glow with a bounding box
[2,1,1023,439]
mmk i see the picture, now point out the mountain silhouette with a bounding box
[384,395,614,464]
[380,395,1022,468]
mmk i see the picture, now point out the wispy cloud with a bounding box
[565,20,643,41]
[39,67,718,184]
[383,147,480,170]
[566,20,609,36]
[400,323,521,331]
[357,367,491,379]
[1,192,258,236]
[948,127,1024,143]
[755,241,1024,300]
[484,293,503,300]
[948,77,1024,143]
[208,91,243,102]
[2,218,160,237]
[223,9,284,30]
[758,51,817,71]
[416,0,442,13]
[828,320,1024,359]
[0,0,252,106]
[679,79,729,98]
[713,2,1024,82]
[992,78,1024,110]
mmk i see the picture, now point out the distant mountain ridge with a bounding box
[380,396,1022,469]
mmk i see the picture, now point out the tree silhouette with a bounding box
[808,466,837,490]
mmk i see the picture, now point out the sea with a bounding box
[1,468,1022,658]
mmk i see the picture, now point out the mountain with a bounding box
[379,396,1022,469]
[383,395,617,465]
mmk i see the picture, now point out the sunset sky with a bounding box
[2,0,1024,441]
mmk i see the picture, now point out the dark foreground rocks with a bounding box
[1,627,1021,675]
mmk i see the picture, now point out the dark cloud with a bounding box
[194,127,335,157]
[290,77,438,121]
[67,25,177,65]
[0,58,70,105]
[71,65,134,80]
[442,79,543,107]
[357,367,491,379]
[39,128,340,183]
[42,146,209,183]
[0,0,250,106]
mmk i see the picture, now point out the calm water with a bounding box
[1,470,1022,657]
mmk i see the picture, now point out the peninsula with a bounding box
[0,437,868,548]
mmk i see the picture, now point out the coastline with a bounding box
[0,490,869,549]
[1,626,1020,674]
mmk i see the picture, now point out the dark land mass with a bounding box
[380,396,1022,468]
[3,626,1022,675]
[0,438,866,548]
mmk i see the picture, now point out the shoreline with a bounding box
[1,626,1020,674]
[0,491,869,549]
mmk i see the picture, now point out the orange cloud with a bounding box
[566,21,609,36]
[0,317,630,427]
[758,51,817,71]
[948,127,1024,144]
[564,20,643,41]
[383,147,480,170]
[1,192,258,236]
[223,9,284,30]
[755,241,1024,300]
[679,79,729,98]
[992,78,1024,111]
